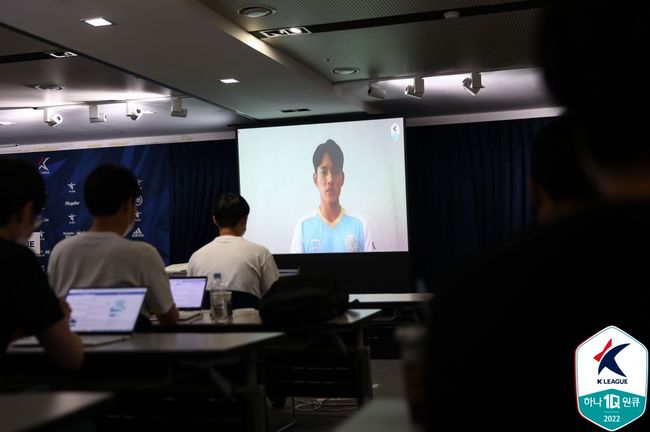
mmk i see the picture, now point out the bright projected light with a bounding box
[238,117,408,254]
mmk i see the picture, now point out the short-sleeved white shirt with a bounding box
[48,232,174,316]
[188,235,279,299]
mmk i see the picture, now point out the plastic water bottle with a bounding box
[209,272,228,322]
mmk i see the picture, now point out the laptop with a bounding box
[13,287,148,348]
[169,276,207,321]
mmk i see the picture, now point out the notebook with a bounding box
[13,287,148,348]
[169,276,207,321]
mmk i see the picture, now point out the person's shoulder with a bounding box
[241,237,274,255]
[342,210,368,226]
[125,239,161,257]
[189,240,215,262]
[295,210,318,225]
[51,232,84,251]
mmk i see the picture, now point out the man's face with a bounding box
[313,152,344,205]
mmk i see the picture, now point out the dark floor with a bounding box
[267,359,405,432]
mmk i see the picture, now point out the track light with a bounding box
[462,72,483,95]
[367,82,387,100]
[404,77,424,99]
[89,104,107,123]
[43,109,62,127]
[126,102,143,121]
[170,97,187,118]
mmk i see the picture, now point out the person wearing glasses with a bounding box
[0,158,84,369]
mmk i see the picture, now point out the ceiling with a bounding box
[0,0,556,147]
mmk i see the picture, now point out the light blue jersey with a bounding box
[290,208,373,253]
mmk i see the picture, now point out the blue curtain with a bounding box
[169,140,239,264]
[406,118,550,288]
[167,118,550,289]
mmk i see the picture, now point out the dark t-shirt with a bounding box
[427,203,650,431]
[0,238,63,354]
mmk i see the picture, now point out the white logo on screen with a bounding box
[345,235,359,252]
[308,239,321,253]
[135,210,141,222]
[390,123,400,141]
[131,227,144,238]
[135,195,143,207]
[67,182,76,193]
[68,214,76,224]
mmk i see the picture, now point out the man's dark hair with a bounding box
[531,116,599,203]
[84,164,140,216]
[312,139,344,173]
[540,1,650,168]
[0,158,46,227]
[212,193,250,228]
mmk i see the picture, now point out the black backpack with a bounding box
[259,275,349,325]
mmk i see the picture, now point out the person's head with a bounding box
[540,2,650,199]
[84,164,140,236]
[0,158,46,243]
[312,139,345,207]
[529,116,599,224]
[212,193,250,235]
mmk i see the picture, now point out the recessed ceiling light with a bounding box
[238,6,276,18]
[83,17,113,27]
[30,84,64,91]
[48,51,77,58]
[220,78,240,84]
[0,121,16,126]
[443,10,461,19]
[331,67,359,75]
[259,26,311,37]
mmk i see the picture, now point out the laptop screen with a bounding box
[66,287,147,334]
[169,277,207,309]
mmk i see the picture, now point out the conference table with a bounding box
[154,309,382,405]
[349,293,433,309]
[332,398,418,432]
[348,293,432,359]
[0,391,113,432]
[4,332,283,432]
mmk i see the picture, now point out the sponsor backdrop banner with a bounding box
[15,145,170,269]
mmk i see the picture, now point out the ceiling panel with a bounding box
[200,0,525,31]
[0,26,59,56]
[263,9,541,81]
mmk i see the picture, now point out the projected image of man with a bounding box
[290,139,373,253]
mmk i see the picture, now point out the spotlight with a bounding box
[89,104,107,123]
[170,97,187,118]
[43,109,62,127]
[462,72,483,95]
[367,82,387,100]
[126,103,143,121]
[404,77,424,99]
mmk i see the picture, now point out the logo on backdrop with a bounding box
[64,200,80,207]
[576,326,648,430]
[137,179,143,191]
[37,156,50,173]
[67,182,76,193]
[67,214,77,224]
[131,227,144,238]
[135,195,143,207]
[390,123,400,141]
[135,210,142,222]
